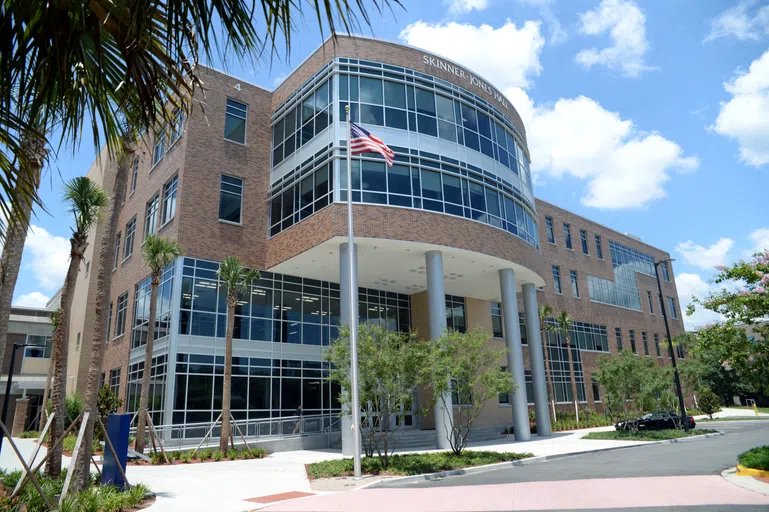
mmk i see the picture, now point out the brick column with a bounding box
[11,398,30,436]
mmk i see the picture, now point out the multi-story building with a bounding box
[67,36,684,452]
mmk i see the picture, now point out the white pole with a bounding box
[574,400,579,423]
[346,105,362,478]
[551,399,557,422]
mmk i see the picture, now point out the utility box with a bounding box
[101,414,130,489]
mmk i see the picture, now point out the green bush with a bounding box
[96,385,123,441]
[212,450,223,462]
[18,430,41,439]
[179,451,193,463]
[226,449,238,460]
[738,445,769,471]
[61,435,101,454]
[198,448,213,460]
[698,390,722,419]
[583,428,717,442]
[306,450,533,479]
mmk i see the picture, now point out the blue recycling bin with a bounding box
[101,413,130,489]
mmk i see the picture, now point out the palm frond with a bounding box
[217,256,260,299]
[142,234,183,274]
[62,177,110,236]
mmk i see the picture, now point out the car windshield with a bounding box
[641,413,653,419]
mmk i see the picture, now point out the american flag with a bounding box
[350,122,395,166]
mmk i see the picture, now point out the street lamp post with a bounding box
[654,259,689,433]
[1,343,48,451]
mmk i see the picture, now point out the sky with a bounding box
[11,0,769,331]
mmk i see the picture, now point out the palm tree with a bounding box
[135,235,183,453]
[0,1,401,242]
[71,142,135,491]
[217,257,259,452]
[47,177,109,477]
[0,131,47,371]
[552,311,579,417]
[537,305,557,419]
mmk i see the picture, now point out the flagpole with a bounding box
[346,104,362,479]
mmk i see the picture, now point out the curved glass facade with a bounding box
[269,57,540,250]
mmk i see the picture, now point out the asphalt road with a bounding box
[382,420,769,488]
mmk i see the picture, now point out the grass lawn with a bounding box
[582,428,718,442]
[732,406,769,414]
[738,445,769,471]
[306,451,534,479]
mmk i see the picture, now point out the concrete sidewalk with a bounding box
[696,407,769,419]
[0,426,659,512]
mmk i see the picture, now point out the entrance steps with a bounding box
[329,427,507,451]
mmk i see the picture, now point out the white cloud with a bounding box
[447,0,488,15]
[22,225,70,291]
[704,0,769,42]
[519,0,567,44]
[675,238,734,270]
[514,90,698,208]
[400,17,695,209]
[676,272,724,330]
[13,291,50,309]
[399,20,545,90]
[712,49,769,167]
[748,227,769,255]
[575,0,653,77]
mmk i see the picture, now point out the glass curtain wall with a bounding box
[587,241,656,311]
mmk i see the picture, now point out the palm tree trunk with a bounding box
[565,335,579,415]
[46,242,84,477]
[71,150,130,491]
[135,278,159,453]
[541,327,556,419]
[0,140,43,370]
[220,301,235,452]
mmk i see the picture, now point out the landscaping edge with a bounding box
[736,464,769,478]
[721,467,769,497]
[363,430,724,489]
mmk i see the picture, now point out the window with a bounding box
[162,174,178,225]
[563,223,572,249]
[123,217,136,260]
[570,270,579,298]
[595,235,603,259]
[115,292,128,337]
[659,262,670,281]
[642,332,649,355]
[615,327,623,351]
[592,378,601,402]
[580,229,589,255]
[145,194,159,238]
[219,175,243,223]
[450,378,472,406]
[545,216,555,243]
[445,295,466,333]
[654,334,661,357]
[629,330,637,354]
[23,335,52,358]
[224,99,248,143]
[552,265,562,294]
[587,240,656,311]
[130,159,138,195]
[667,297,678,319]
[498,366,510,404]
[676,343,685,359]
[109,368,121,396]
[170,107,185,143]
[106,302,113,343]
[490,302,503,338]
[113,232,121,270]
[152,130,165,166]
[647,290,654,314]
[100,372,105,388]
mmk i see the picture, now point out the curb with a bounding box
[722,467,769,497]
[737,464,769,478]
[364,430,724,489]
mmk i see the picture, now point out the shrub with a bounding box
[179,451,193,464]
[738,445,769,471]
[583,428,717,441]
[150,452,164,465]
[698,390,722,419]
[226,449,238,460]
[198,448,213,460]
[18,430,41,439]
[307,451,533,479]
[213,450,224,462]
[96,386,123,441]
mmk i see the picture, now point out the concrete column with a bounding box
[523,283,552,436]
[499,269,531,441]
[12,398,30,436]
[339,242,359,456]
[426,250,453,450]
